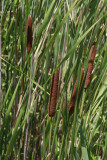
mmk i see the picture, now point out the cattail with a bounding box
[84,42,96,89]
[99,147,103,158]
[27,15,33,53]
[69,97,75,115]
[69,66,84,116]
[48,69,59,117]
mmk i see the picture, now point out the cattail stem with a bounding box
[59,9,68,83]
[69,66,84,116]
[48,119,52,160]
[14,18,18,117]
[0,0,4,126]
[24,14,34,160]
[80,91,86,116]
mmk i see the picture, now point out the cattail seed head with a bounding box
[84,43,96,89]
[48,69,59,117]
[69,66,84,116]
[69,97,75,115]
[27,15,33,53]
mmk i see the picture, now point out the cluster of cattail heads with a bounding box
[69,66,84,116]
[48,43,96,117]
[84,42,96,89]
[68,43,96,116]
[48,69,59,117]
[27,15,33,53]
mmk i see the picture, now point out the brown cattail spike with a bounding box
[69,66,84,116]
[84,43,96,89]
[27,15,33,53]
[48,69,59,117]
